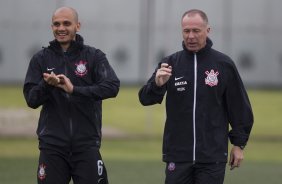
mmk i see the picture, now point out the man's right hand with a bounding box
[155,63,172,87]
[43,71,61,86]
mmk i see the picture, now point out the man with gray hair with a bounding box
[139,9,253,184]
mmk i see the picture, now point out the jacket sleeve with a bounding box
[23,53,53,109]
[72,50,120,100]
[138,62,167,106]
[225,61,254,147]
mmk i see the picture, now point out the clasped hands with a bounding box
[43,71,73,94]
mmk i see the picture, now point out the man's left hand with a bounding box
[229,145,244,170]
[56,74,74,94]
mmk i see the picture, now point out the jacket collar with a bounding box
[182,37,213,55]
[48,34,84,55]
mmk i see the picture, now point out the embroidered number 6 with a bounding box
[97,160,104,176]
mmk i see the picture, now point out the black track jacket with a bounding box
[24,34,120,152]
[139,38,253,163]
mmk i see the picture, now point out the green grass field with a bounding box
[0,86,282,184]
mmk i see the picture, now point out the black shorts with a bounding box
[37,147,108,184]
[165,162,226,184]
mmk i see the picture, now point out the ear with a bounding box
[76,22,81,32]
[207,27,211,33]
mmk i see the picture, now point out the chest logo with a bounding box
[175,76,184,81]
[205,69,219,87]
[175,81,187,86]
[75,60,88,77]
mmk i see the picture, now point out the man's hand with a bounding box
[229,145,244,170]
[56,74,74,94]
[43,71,60,86]
[155,63,172,87]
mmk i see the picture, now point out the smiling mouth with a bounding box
[56,33,68,37]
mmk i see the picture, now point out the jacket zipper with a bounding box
[193,53,197,163]
[64,52,73,138]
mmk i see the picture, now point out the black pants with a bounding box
[165,162,226,184]
[37,147,108,184]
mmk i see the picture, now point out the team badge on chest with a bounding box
[205,69,219,87]
[75,60,88,77]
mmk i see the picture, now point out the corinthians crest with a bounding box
[38,164,46,180]
[205,69,219,87]
[75,60,88,77]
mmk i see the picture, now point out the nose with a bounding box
[188,32,195,39]
[57,24,66,31]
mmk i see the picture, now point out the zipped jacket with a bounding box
[139,38,253,163]
[23,34,120,152]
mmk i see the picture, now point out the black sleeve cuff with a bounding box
[151,81,166,95]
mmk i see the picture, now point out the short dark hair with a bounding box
[182,9,209,25]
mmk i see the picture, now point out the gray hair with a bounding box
[182,9,209,25]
